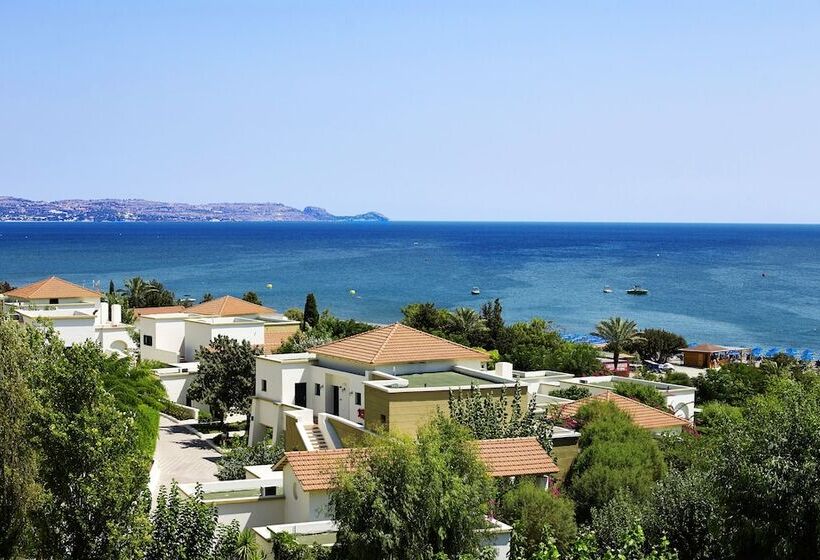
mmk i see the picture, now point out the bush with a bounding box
[662,371,692,386]
[217,438,285,480]
[161,400,197,421]
[612,381,667,410]
[566,401,667,521]
[500,479,577,554]
[549,386,591,400]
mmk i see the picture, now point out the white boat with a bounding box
[627,285,649,295]
[471,287,480,295]
[603,286,613,293]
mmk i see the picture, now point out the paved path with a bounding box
[153,415,221,493]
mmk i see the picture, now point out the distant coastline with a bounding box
[0,197,388,223]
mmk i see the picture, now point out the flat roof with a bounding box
[185,316,263,325]
[399,371,496,388]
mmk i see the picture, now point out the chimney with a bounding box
[494,361,514,379]
[111,304,122,325]
[99,301,109,326]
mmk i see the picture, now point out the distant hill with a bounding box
[0,197,388,223]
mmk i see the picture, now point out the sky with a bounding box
[1,2,818,222]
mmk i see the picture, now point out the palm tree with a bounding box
[594,316,643,372]
[124,276,157,308]
[448,307,488,346]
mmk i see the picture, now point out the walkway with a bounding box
[152,415,221,495]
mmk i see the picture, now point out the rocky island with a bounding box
[0,197,388,222]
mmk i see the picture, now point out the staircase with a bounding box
[306,425,328,450]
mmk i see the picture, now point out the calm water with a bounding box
[1,222,818,349]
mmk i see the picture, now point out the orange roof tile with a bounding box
[4,276,100,300]
[274,449,363,491]
[309,323,489,365]
[133,305,186,317]
[186,295,274,317]
[475,438,558,476]
[681,343,734,353]
[557,391,690,430]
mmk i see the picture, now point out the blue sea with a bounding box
[1,222,818,350]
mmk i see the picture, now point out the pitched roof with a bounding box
[274,449,363,491]
[474,438,558,476]
[681,343,732,353]
[4,276,100,300]
[275,437,557,491]
[557,391,691,431]
[186,295,274,317]
[309,323,489,365]
[133,305,186,317]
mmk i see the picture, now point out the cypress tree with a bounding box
[302,293,319,329]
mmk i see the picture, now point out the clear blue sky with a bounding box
[1,2,818,222]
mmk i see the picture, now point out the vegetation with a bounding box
[693,362,768,405]
[216,438,285,481]
[241,291,262,305]
[594,317,643,371]
[565,401,667,521]
[627,329,687,363]
[549,386,592,400]
[302,292,319,329]
[329,416,495,560]
[500,480,577,556]
[147,482,262,560]
[278,307,374,353]
[448,381,553,451]
[123,276,177,308]
[612,381,667,410]
[0,280,14,293]
[189,336,261,436]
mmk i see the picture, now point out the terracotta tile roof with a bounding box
[557,391,691,431]
[681,343,734,353]
[275,437,557,491]
[274,449,363,491]
[186,295,274,317]
[264,328,297,354]
[475,438,558,476]
[309,323,489,365]
[4,276,100,300]
[133,305,186,317]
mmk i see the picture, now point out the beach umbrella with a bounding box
[785,347,800,358]
[751,347,763,358]
[800,349,814,362]
[765,348,780,358]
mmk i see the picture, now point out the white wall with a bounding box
[139,317,187,362]
[213,497,285,528]
[184,321,264,361]
[21,315,96,346]
[97,326,135,354]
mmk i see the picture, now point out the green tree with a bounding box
[693,362,769,405]
[217,439,284,481]
[612,382,667,410]
[500,479,577,555]
[124,276,157,308]
[241,291,262,305]
[329,416,495,560]
[565,401,667,521]
[401,302,449,333]
[448,307,488,347]
[546,343,602,376]
[189,336,261,436]
[202,293,214,302]
[628,329,687,363]
[449,381,553,452]
[499,319,564,371]
[0,318,45,558]
[479,298,505,349]
[32,341,152,559]
[594,317,643,371]
[284,307,303,321]
[302,293,319,329]
[0,280,14,293]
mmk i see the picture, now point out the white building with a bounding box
[1,276,135,355]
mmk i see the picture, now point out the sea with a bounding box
[1,221,818,351]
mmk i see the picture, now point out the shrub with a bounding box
[500,479,577,555]
[613,381,667,410]
[161,400,197,421]
[549,386,591,401]
[217,438,285,481]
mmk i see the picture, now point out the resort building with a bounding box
[555,391,693,435]
[138,295,300,363]
[0,276,135,355]
[679,343,751,369]
[181,437,557,558]
[248,323,521,448]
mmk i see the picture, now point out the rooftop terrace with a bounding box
[399,371,496,388]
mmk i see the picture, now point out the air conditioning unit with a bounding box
[261,486,278,497]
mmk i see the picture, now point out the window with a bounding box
[314,383,321,396]
[380,414,387,424]
[49,298,59,304]
[261,379,267,392]
[142,334,153,346]
[355,392,362,405]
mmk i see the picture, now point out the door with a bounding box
[294,382,307,408]
[331,385,340,416]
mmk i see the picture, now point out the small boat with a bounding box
[602,286,613,293]
[626,285,649,295]
[471,287,481,295]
